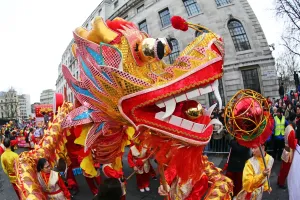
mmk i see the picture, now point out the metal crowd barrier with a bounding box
[204,130,231,154]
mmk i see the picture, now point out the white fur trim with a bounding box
[130,145,140,157]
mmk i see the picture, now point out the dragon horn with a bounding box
[171,16,217,37]
[75,16,119,44]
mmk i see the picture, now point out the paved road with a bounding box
[0,149,289,200]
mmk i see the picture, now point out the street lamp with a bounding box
[269,43,275,51]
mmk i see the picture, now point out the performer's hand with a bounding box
[263,168,270,176]
[158,184,170,196]
[133,166,138,171]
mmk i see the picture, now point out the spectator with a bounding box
[290,90,295,102]
[273,108,289,160]
[279,83,284,99]
[283,94,289,106]
[285,103,294,121]
[295,105,300,143]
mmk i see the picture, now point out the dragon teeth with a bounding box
[155,111,223,134]
[154,79,222,117]
[162,97,176,119]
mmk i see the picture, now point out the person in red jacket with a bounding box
[128,141,151,192]
[277,112,298,189]
[36,158,71,200]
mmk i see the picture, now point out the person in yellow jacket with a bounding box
[273,108,289,160]
[1,138,20,199]
[237,143,274,200]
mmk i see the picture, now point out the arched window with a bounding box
[228,20,251,51]
[169,39,180,64]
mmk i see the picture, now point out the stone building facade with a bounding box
[0,88,20,120]
[40,89,55,104]
[56,0,278,106]
[18,94,31,120]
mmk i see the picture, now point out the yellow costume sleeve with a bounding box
[1,154,7,175]
[80,153,97,177]
[242,160,266,193]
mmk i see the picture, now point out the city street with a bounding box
[0,148,289,200]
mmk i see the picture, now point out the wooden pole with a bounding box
[259,145,271,190]
[158,163,170,200]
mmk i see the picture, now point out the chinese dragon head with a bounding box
[62,15,224,147]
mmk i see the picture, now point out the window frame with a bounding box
[138,20,148,34]
[182,0,200,16]
[228,19,251,52]
[215,0,231,7]
[114,0,119,9]
[159,8,171,28]
[169,39,180,64]
[137,4,144,13]
[241,68,261,93]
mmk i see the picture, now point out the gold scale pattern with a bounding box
[15,103,73,200]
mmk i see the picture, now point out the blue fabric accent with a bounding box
[101,71,113,83]
[72,83,96,99]
[73,109,93,121]
[80,57,102,92]
[72,168,83,176]
[86,47,104,65]
[95,122,105,133]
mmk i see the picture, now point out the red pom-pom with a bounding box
[171,16,188,31]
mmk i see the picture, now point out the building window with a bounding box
[138,20,148,33]
[215,0,231,7]
[228,19,251,51]
[137,4,144,13]
[169,39,180,64]
[183,0,200,16]
[1,112,3,118]
[159,8,171,28]
[241,68,261,93]
[208,79,225,107]
[114,0,118,9]
[98,8,102,15]
[123,15,128,20]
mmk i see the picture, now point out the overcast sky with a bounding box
[0,0,283,103]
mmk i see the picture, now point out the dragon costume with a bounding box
[14,16,233,199]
